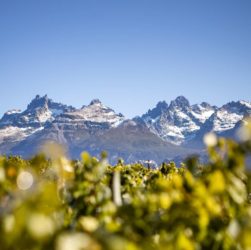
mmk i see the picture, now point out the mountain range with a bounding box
[0,95,250,164]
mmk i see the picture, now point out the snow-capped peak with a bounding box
[0,95,75,128]
[210,109,243,132]
[141,97,201,145]
[206,101,251,133]
[221,101,251,115]
[140,97,251,145]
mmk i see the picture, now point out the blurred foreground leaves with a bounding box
[0,133,251,249]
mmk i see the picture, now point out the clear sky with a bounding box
[0,0,251,118]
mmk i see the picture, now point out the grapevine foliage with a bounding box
[0,134,251,249]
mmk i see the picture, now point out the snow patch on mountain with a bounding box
[190,104,215,123]
[212,110,243,132]
[50,108,64,116]
[240,101,251,109]
[6,109,22,115]
[205,101,251,133]
[0,126,43,144]
[36,109,53,123]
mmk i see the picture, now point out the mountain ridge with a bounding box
[0,95,250,163]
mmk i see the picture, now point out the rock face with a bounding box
[0,95,250,163]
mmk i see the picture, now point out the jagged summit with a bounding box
[0,95,75,128]
[169,96,190,109]
[51,98,125,132]
[141,96,230,145]
[27,94,75,112]
[143,101,168,120]
[156,101,168,109]
[27,94,49,110]
[222,101,251,114]
[89,99,102,106]
[58,99,125,127]
[200,102,213,109]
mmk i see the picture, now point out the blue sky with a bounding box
[0,0,250,118]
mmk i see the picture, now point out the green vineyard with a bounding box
[0,132,251,250]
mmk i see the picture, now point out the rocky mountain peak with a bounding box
[222,101,251,115]
[156,101,169,110]
[56,99,125,129]
[89,99,102,106]
[0,95,76,129]
[200,102,212,109]
[27,94,50,110]
[169,96,190,109]
[143,101,168,119]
